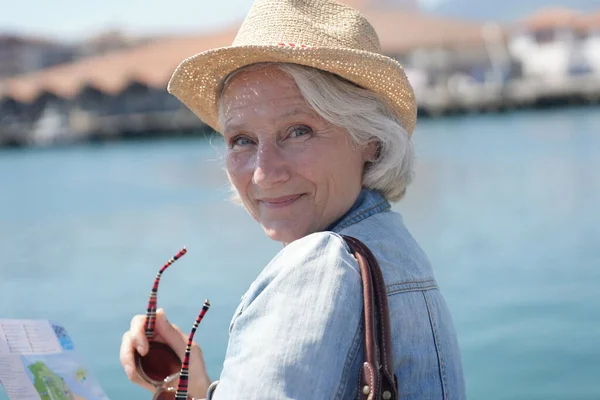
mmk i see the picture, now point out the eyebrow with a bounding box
[223,107,318,133]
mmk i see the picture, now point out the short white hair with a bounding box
[217,62,414,202]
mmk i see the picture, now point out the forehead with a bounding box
[222,66,295,96]
[220,67,313,128]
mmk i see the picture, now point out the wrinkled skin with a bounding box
[221,66,373,245]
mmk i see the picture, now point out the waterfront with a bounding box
[1,106,599,399]
[2,7,600,148]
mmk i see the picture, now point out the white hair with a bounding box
[217,62,414,202]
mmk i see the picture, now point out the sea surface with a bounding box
[1,107,599,400]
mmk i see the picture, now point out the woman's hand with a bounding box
[119,308,212,397]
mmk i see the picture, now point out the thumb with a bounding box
[155,308,187,357]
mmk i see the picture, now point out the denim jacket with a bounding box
[207,188,465,399]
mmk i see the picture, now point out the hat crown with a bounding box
[233,0,382,53]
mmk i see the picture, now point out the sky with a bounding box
[1,0,445,41]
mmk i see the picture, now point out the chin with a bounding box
[262,223,307,245]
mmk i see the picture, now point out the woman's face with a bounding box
[220,66,372,244]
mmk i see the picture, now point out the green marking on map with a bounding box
[74,367,87,382]
[28,361,74,400]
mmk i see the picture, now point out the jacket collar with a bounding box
[328,188,390,232]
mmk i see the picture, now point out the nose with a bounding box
[252,142,290,189]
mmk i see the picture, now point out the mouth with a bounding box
[258,194,304,209]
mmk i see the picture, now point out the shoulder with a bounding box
[242,231,361,306]
[337,209,437,285]
[281,230,349,257]
[218,232,368,399]
[271,231,359,276]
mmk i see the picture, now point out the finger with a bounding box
[157,311,205,358]
[119,331,141,378]
[154,310,211,398]
[120,332,160,393]
[128,315,150,355]
[170,323,187,338]
[171,323,204,359]
[170,319,206,358]
[129,314,146,334]
[155,308,188,357]
[119,331,134,370]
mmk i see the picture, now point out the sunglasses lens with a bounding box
[136,341,181,384]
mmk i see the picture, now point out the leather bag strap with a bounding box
[342,235,398,400]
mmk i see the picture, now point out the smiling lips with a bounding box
[258,194,304,209]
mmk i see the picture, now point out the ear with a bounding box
[362,141,379,163]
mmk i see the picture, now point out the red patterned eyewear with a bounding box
[133,248,211,399]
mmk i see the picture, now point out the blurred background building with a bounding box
[0,0,599,147]
[0,34,77,78]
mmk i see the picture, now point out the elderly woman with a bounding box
[120,0,465,398]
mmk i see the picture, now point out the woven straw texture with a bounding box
[167,0,417,134]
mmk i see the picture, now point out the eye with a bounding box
[287,125,313,139]
[229,135,254,148]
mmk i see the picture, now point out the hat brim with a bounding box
[167,45,416,134]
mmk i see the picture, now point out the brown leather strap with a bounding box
[342,235,398,400]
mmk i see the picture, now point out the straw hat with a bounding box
[167,0,417,135]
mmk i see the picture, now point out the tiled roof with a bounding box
[511,7,600,33]
[366,10,490,53]
[574,11,600,31]
[0,6,494,103]
[519,7,582,31]
[0,28,238,102]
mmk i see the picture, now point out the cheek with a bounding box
[299,148,352,184]
[289,145,328,180]
[226,153,251,190]
[321,148,363,190]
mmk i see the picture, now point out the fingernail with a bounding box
[125,365,133,378]
[137,345,145,355]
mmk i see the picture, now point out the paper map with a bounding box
[0,319,109,400]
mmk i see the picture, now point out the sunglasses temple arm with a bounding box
[144,247,188,338]
[175,299,211,400]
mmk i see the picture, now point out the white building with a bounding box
[507,9,585,81]
[578,13,600,74]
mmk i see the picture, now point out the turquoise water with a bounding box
[1,107,599,399]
